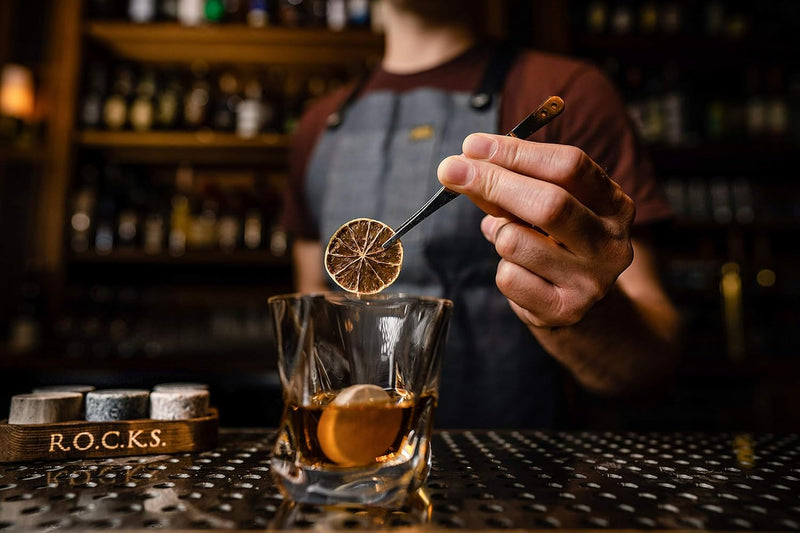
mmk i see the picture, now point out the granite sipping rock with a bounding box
[85,389,150,421]
[153,382,209,391]
[8,392,83,424]
[33,385,96,394]
[150,389,210,420]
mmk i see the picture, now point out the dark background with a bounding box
[1,0,798,431]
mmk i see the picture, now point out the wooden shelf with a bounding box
[575,34,796,64]
[77,130,291,164]
[69,249,291,266]
[646,141,798,174]
[84,22,384,66]
[0,353,279,375]
[78,129,289,149]
[0,144,44,164]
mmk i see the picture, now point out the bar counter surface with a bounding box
[0,429,798,531]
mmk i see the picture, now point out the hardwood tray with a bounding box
[0,408,218,462]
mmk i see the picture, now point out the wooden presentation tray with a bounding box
[0,408,219,462]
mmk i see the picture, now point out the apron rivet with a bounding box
[471,93,491,109]
[326,112,342,128]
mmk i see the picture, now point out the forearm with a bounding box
[292,239,328,293]
[531,283,681,397]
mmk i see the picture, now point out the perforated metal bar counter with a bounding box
[0,429,798,531]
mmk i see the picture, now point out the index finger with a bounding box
[460,133,629,218]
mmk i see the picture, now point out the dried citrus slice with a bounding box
[317,384,403,467]
[324,218,403,295]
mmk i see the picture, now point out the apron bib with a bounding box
[305,49,559,428]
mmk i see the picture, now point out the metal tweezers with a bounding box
[381,95,565,249]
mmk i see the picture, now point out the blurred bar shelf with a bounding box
[69,249,291,266]
[0,352,277,373]
[646,142,798,173]
[0,144,43,164]
[76,130,290,164]
[77,130,289,149]
[575,34,797,63]
[84,22,384,66]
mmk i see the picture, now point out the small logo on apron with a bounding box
[408,124,435,142]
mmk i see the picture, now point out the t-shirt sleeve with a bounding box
[280,87,350,241]
[552,65,673,225]
[504,55,673,226]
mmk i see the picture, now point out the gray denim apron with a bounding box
[305,47,559,428]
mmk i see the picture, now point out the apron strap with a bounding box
[469,41,519,110]
[326,71,371,129]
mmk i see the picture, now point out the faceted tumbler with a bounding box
[269,292,452,507]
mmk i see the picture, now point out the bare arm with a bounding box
[292,239,328,293]
[528,230,681,396]
[438,133,681,397]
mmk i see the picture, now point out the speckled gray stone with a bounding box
[149,389,210,420]
[32,384,96,394]
[85,389,150,421]
[8,392,83,424]
[152,382,209,391]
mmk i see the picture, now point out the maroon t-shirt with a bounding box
[282,44,672,240]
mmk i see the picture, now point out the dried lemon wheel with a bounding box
[324,218,403,295]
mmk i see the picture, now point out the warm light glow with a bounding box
[1,64,35,120]
[756,269,776,288]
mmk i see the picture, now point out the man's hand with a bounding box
[437,133,636,329]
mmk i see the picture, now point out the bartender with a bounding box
[281,0,681,428]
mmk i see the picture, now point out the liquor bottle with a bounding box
[346,0,370,28]
[217,190,241,252]
[94,192,116,255]
[160,0,179,21]
[282,73,303,134]
[789,71,800,144]
[585,1,608,34]
[744,67,766,139]
[243,209,263,249]
[262,67,286,132]
[129,67,157,131]
[129,0,157,22]
[156,71,183,129]
[247,0,270,27]
[205,0,226,22]
[143,175,169,254]
[69,164,99,253]
[624,66,647,139]
[117,169,146,248]
[236,75,264,138]
[610,1,634,34]
[80,62,108,129]
[639,0,658,34]
[661,64,686,145]
[704,0,724,36]
[143,210,166,254]
[660,2,682,35]
[370,0,384,33]
[169,163,194,256]
[764,67,788,141]
[279,0,308,27]
[103,65,134,130]
[183,63,211,129]
[224,0,247,22]
[8,280,42,353]
[309,0,327,27]
[188,197,219,250]
[87,0,122,19]
[212,70,241,131]
[327,0,347,31]
[178,0,206,25]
